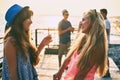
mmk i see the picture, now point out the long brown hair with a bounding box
[4,6,39,65]
[66,10,108,79]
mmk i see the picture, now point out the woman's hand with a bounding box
[37,35,52,54]
[53,72,62,80]
[41,35,52,46]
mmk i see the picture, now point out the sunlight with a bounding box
[1,0,120,16]
[43,16,61,29]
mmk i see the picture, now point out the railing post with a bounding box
[35,29,37,46]
[48,28,50,48]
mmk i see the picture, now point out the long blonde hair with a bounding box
[66,10,108,78]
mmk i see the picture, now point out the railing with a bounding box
[34,28,78,47]
[0,37,3,77]
[34,28,78,54]
[35,28,59,47]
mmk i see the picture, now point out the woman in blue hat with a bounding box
[2,4,52,80]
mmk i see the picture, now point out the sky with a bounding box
[0,0,120,17]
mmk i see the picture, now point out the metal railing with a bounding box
[34,28,78,47]
[0,37,3,77]
[34,28,78,54]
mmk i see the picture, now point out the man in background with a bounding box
[100,8,111,43]
[100,8,111,78]
[58,9,74,68]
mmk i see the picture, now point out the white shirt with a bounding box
[105,19,111,43]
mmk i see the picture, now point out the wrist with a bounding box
[39,41,46,47]
[37,42,45,53]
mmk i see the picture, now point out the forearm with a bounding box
[37,42,45,55]
[33,43,45,66]
[10,73,18,80]
[53,58,70,80]
[58,59,70,74]
[37,35,52,55]
[59,28,69,35]
[9,67,18,80]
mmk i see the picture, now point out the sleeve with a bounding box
[58,21,62,30]
[105,20,111,29]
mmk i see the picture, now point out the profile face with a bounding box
[81,14,91,33]
[23,18,32,31]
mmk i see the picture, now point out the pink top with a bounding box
[64,50,97,80]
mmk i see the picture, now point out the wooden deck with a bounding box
[35,54,120,80]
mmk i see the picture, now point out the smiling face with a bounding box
[23,18,32,31]
[80,14,92,34]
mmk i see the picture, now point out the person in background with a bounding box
[58,9,74,68]
[100,8,111,78]
[100,8,111,44]
[78,22,82,32]
[2,4,52,80]
[54,9,108,80]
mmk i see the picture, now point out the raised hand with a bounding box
[41,35,52,46]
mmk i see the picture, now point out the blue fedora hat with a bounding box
[5,4,23,25]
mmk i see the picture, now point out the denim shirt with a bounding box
[2,52,38,80]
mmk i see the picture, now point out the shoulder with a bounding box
[5,36,16,43]
[105,19,110,24]
[67,20,71,23]
[4,37,16,49]
[59,19,64,24]
[4,37,17,58]
[105,19,111,28]
[58,20,64,28]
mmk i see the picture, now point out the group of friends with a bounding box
[2,4,111,80]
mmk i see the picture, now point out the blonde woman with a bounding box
[54,9,108,80]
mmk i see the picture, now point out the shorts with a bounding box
[58,42,70,57]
